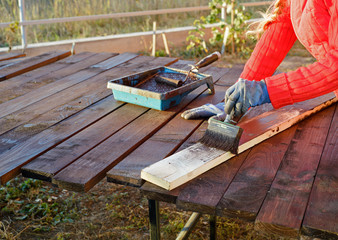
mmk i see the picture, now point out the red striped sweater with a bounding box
[240,0,338,109]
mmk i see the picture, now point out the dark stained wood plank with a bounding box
[216,125,297,221]
[0,56,174,153]
[0,52,99,104]
[19,57,175,175]
[106,66,229,187]
[0,95,119,185]
[0,53,140,139]
[301,104,338,239]
[254,105,336,238]
[0,58,23,68]
[0,55,176,185]
[21,104,148,181]
[53,108,180,192]
[0,52,118,118]
[0,51,71,81]
[0,52,26,61]
[141,182,186,204]
[91,52,148,69]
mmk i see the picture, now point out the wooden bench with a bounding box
[0,52,336,239]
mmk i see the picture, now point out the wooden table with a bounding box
[0,51,337,240]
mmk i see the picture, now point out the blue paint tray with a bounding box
[107,66,214,110]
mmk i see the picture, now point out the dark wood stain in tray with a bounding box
[138,72,198,93]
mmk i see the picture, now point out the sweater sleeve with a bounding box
[240,5,297,81]
[265,2,338,109]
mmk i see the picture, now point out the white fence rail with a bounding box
[1,0,272,50]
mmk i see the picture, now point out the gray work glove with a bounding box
[181,102,225,119]
[224,78,271,120]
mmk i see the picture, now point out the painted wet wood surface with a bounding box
[0,52,26,62]
[1,52,336,239]
[0,51,71,81]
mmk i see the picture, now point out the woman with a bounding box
[181,0,337,121]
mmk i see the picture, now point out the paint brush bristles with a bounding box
[199,118,243,154]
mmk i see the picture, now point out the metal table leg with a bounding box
[176,212,201,240]
[149,199,160,240]
[209,215,217,240]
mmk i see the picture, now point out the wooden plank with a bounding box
[106,66,230,187]
[0,52,26,61]
[0,51,71,81]
[91,52,144,69]
[216,125,297,220]
[52,108,179,192]
[141,94,337,190]
[0,55,174,144]
[0,53,140,139]
[0,52,119,119]
[301,105,338,239]
[21,104,148,181]
[0,95,119,185]
[141,182,186,204]
[254,105,336,238]
[0,58,23,68]
[20,56,177,181]
[0,52,99,104]
[0,55,175,184]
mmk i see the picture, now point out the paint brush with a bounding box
[199,114,243,154]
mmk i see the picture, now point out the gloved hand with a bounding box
[224,78,270,120]
[181,102,225,119]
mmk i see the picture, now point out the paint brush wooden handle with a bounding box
[183,51,221,83]
[194,51,221,70]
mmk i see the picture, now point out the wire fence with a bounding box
[0,0,272,50]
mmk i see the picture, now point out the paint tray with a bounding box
[107,66,214,110]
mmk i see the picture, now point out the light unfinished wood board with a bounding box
[141,93,337,190]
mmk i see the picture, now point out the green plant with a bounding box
[186,0,256,58]
[0,177,79,233]
[4,21,19,51]
[186,18,208,57]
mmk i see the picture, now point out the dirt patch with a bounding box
[1,176,285,240]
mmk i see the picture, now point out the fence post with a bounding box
[152,21,157,57]
[221,2,229,54]
[18,0,27,50]
[231,0,235,54]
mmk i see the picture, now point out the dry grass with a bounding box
[1,176,287,240]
